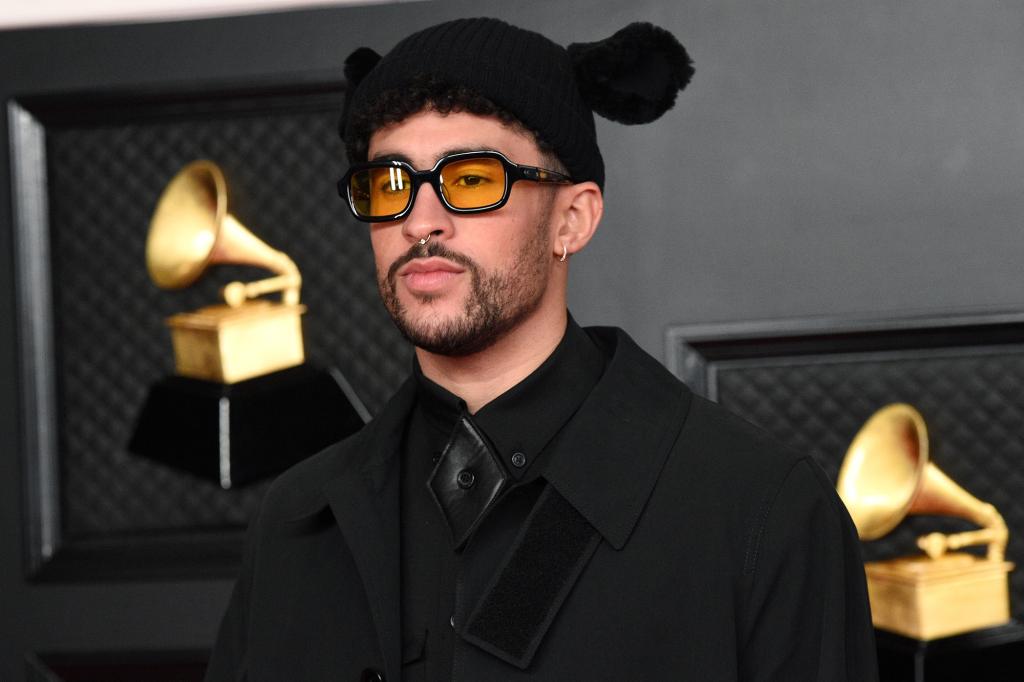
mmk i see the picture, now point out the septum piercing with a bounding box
[417,234,432,246]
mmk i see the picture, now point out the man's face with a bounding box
[366,109,560,356]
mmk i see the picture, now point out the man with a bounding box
[206,17,878,682]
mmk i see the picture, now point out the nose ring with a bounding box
[417,234,431,246]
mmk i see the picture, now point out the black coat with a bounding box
[205,327,878,681]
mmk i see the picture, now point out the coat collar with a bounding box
[541,326,693,549]
[292,326,691,516]
[290,326,692,674]
[305,324,693,539]
[275,375,417,521]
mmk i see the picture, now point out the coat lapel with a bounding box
[322,378,415,682]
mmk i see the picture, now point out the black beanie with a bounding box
[341,17,694,190]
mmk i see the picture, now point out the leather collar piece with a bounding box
[427,411,509,549]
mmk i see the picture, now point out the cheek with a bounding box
[471,208,547,262]
[369,228,400,270]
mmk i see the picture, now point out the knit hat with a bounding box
[340,18,694,190]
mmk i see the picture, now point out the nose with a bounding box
[401,182,453,244]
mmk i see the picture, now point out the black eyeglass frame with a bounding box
[338,150,574,223]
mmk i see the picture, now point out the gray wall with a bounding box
[574,1,1024,353]
[1,0,1022,677]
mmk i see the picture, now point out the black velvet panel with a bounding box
[463,485,600,668]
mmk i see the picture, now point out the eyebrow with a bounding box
[368,147,498,165]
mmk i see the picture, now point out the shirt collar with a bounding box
[412,360,464,437]
[412,314,607,480]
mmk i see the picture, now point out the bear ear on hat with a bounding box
[568,22,694,125]
[340,46,381,140]
[344,46,382,89]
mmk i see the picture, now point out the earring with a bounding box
[559,242,568,262]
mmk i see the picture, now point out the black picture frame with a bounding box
[666,309,1024,400]
[8,78,362,582]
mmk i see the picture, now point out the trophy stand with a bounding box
[129,363,365,489]
[129,160,367,488]
[876,621,1024,682]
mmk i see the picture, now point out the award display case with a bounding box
[9,83,410,581]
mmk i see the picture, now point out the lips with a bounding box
[398,257,465,276]
[397,257,466,294]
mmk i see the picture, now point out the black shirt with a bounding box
[399,315,607,680]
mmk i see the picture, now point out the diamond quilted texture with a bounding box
[42,91,410,539]
[714,347,1024,618]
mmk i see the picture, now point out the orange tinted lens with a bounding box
[440,157,506,209]
[351,166,411,217]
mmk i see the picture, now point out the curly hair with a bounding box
[344,74,568,174]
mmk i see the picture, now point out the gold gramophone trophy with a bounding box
[129,160,366,488]
[837,403,1013,640]
[146,159,304,383]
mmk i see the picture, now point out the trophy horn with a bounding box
[837,403,1008,561]
[146,160,301,306]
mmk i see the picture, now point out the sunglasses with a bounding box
[338,150,573,222]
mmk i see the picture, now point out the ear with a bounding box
[553,182,603,259]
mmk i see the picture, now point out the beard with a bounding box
[377,208,553,357]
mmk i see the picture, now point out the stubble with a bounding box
[377,205,553,357]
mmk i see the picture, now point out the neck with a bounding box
[416,305,568,413]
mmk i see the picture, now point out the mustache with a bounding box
[386,240,478,282]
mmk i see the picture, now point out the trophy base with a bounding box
[128,364,367,489]
[866,553,1014,640]
[876,621,1024,682]
[167,301,306,384]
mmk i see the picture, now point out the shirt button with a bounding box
[511,451,527,468]
[456,469,475,489]
[360,668,385,682]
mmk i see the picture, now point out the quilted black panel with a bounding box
[41,88,411,540]
[713,348,1024,618]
